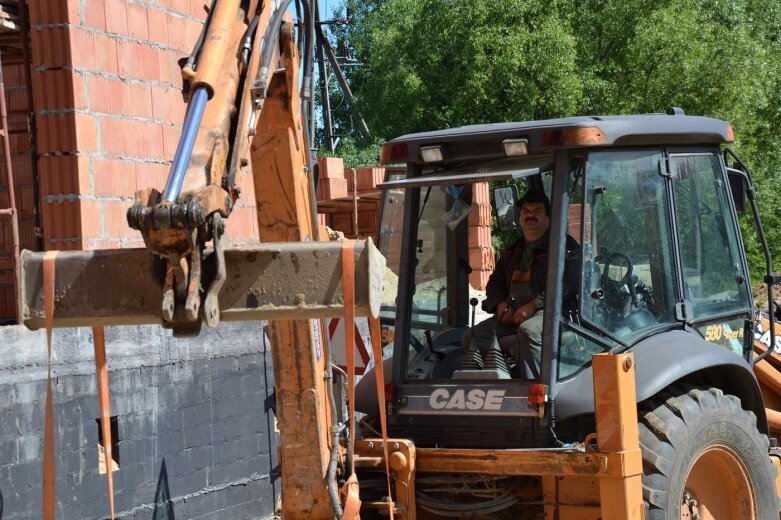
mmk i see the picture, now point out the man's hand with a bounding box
[496,302,513,324]
[512,300,538,325]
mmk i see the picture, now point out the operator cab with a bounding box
[356,113,756,449]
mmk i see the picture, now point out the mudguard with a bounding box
[555,329,768,433]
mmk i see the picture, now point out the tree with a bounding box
[344,0,583,137]
[334,0,781,278]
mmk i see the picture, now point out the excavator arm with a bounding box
[19,1,383,518]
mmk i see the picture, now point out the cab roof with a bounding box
[379,113,733,166]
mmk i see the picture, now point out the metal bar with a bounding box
[416,447,641,477]
[162,86,209,202]
[541,149,569,417]
[592,353,644,519]
[314,2,334,151]
[0,48,21,323]
[317,29,370,140]
[20,239,385,330]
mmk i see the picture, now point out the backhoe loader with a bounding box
[15,0,781,518]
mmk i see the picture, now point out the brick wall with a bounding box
[0,61,36,321]
[27,0,259,250]
[0,3,277,519]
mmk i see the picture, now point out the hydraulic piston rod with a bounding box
[162,86,210,203]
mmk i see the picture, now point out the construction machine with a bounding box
[349,112,781,519]
[15,0,781,519]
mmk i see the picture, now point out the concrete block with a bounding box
[181,402,212,430]
[213,436,257,467]
[0,437,19,467]
[183,425,212,449]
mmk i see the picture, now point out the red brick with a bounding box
[33,69,85,111]
[135,162,169,193]
[354,167,385,192]
[84,0,107,30]
[118,41,161,81]
[104,0,129,35]
[151,86,186,122]
[159,0,186,15]
[127,3,150,39]
[191,0,208,19]
[318,156,345,179]
[94,159,137,197]
[167,15,188,51]
[123,83,153,119]
[41,199,86,241]
[162,124,181,158]
[87,75,122,114]
[148,9,170,45]
[468,246,495,271]
[7,88,29,112]
[318,178,348,200]
[469,269,491,291]
[69,29,118,73]
[105,200,133,238]
[185,19,204,50]
[80,199,102,239]
[1,64,21,84]
[158,49,182,85]
[357,209,378,236]
[89,78,152,118]
[468,202,493,227]
[15,187,36,218]
[225,206,258,242]
[38,155,91,196]
[102,118,165,159]
[76,113,99,152]
[468,224,492,249]
[36,114,71,153]
[28,0,79,25]
[83,237,142,250]
[31,26,70,69]
[473,182,489,204]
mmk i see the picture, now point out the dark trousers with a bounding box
[462,310,544,379]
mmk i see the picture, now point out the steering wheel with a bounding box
[599,252,633,289]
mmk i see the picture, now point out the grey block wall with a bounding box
[0,322,279,520]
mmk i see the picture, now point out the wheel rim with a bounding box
[681,446,756,520]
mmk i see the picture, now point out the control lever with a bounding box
[470,297,479,327]
[503,296,517,319]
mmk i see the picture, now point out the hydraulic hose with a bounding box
[254,0,294,107]
[326,363,345,518]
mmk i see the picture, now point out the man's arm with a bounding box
[483,244,517,314]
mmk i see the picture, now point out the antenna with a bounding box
[578,71,600,117]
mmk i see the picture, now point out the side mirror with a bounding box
[727,168,747,213]
[492,185,520,232]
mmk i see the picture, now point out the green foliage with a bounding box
[332,0,781,279]
[319,137,383,168]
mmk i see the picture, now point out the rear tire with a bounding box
[638,385,778,519]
